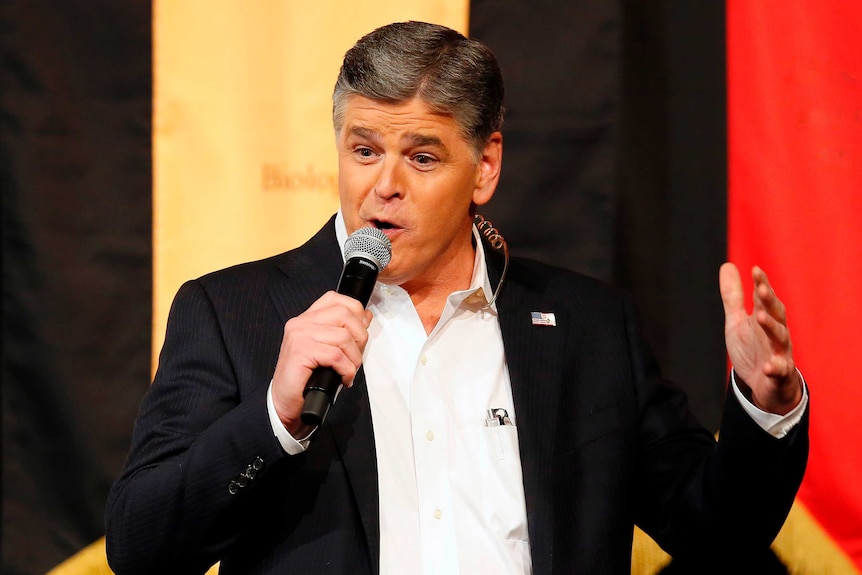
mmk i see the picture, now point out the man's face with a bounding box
[337,95,501,289]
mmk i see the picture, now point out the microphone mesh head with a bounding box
[344,227,392,270]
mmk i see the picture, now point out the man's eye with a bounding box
[353,147,379,162]
[413,154,436,166]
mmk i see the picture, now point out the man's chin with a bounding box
[376,271,401,286]
[376,265,413,288]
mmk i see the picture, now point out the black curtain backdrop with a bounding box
[472,0,727,432]
[2,1,729,572]
[1,1,152,573]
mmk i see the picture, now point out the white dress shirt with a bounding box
[357,229,532,575]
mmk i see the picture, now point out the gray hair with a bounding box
[332,21,505,155]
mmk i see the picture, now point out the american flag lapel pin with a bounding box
[530,311,556,326]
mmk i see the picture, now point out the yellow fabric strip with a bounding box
[47,500,861,574]
[45,537,218,575]
[152,1,468,370]
[774,501,861,575]
[630,499,861,575]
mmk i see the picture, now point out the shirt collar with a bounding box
[335,209,349,261]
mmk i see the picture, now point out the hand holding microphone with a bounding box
[301,227,392,426]
[270,227,392,438]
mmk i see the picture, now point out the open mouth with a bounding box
[373,219,397,230]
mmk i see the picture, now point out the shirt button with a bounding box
[426,430,434,441]
[434,509,443,520]
[419,354,428,366]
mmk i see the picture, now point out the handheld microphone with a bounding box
[300,226,392,427]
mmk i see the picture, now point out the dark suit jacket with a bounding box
[105,217,808,575]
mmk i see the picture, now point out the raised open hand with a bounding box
[719,263,803,415]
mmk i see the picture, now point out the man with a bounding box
[105,21,808,575]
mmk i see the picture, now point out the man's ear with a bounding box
[473,132,503,206]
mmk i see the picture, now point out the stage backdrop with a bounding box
[727,1,862,571]
[153,0,469,366]
[2,1,860,574]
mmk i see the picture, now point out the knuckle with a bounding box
[356,329,369,345]
[325,345,345,366]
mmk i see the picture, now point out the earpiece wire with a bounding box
[474,214,509,309]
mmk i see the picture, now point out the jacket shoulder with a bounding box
[507,255,630,309]
[191,217,340,294]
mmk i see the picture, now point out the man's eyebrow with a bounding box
[348,126,380,141]
[346,127,444,149]
[403,133,444,148]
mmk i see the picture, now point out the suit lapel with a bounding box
[325,368,380,573]
[267,217,381,573]
[488,248,565,575]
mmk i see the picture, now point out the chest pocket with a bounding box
[477,423,530,543]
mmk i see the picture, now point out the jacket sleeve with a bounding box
[104,279,292,575]
[628,296,810,560]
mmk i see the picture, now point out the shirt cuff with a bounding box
[731,369,808,439]
[266,381,314,454]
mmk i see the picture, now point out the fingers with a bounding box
[751,266,793,363]
[270,292,372,428]
[723,263,801,412]
[305,292,371,355]
[754,308,794,377]
[286,321,365,378]
[755,307,790,348]
[752,266,787,325]
[284,291,370,382]
[719,262,745,319]
[307,291,370,327]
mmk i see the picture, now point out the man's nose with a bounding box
[373,155,405,200]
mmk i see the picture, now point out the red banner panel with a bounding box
[728,1,862,570]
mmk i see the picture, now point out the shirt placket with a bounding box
[412,336,459,574]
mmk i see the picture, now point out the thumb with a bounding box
[719,262,745,319]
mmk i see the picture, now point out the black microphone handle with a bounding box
[300,256,380,427]
[300,367,344,427]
